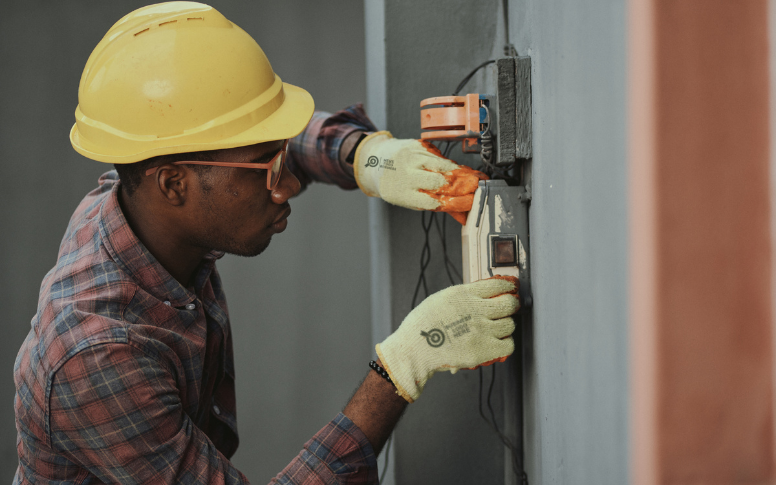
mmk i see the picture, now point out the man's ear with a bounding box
[153,164,189,206]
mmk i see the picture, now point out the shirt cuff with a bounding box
[287,104,378,191]
[272,413,378,484]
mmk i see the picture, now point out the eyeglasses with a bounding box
[144,140,289,190]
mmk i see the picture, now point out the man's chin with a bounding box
[207,230,272,258]
[227,237,272,258]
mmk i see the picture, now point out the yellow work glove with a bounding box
[354,131,488,224]
[376,276,520,403]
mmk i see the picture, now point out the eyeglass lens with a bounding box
[269,150,284,189]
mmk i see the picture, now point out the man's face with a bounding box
[184,140,301,257]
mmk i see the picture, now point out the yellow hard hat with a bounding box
[70,1,314,164]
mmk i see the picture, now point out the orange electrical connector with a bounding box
[420,93,488,153]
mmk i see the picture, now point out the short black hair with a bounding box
[114,150,217,196]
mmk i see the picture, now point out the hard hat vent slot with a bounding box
[134,18,203,37]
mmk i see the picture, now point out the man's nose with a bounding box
[271,164,301,204]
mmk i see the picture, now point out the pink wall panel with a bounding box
[631,1,774,483]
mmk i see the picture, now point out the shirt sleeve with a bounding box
[49,343,379,485]
[286,104,378,192]
[270,414,379,485]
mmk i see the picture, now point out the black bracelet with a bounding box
[345,132,369,164]
[369,360,395,387]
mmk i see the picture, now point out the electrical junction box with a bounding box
[461,56,533,309]
[462,180,532,307]
[418,56,533,308]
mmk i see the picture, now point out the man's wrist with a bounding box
[342,363,408,454]
[340,130,369,165]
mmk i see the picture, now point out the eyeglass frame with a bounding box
[144,139,289,190]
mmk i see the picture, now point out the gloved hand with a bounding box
[354,131,488,224]
[376,276,519,403]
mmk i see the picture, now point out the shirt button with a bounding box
[185,303,196,311]
[213,404,221,415]
[163,301,171,306]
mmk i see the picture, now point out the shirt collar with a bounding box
[98,182,223,307]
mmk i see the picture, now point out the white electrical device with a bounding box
[462,179,532,308]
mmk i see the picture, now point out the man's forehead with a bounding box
[216,140,285,163]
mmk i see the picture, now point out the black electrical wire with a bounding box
[411,139,465,308]
[410,211,436,309]
[452,60,495,97]
[382,141,459,484]
[479,366,527,483]
[431,140,464,286]
[502,0,518,57]
[433,214,462,286]
[478,104,518,180]
[442,139,454,159]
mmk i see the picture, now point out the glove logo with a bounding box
[421,329,445,348]
[366,156,380,168]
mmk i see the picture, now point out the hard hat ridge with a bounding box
[71,1,314,164]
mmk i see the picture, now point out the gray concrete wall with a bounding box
[508,3,629,483]
[0,1,370,482]
[371,0,629,483]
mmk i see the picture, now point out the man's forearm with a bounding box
[342,359,408,455]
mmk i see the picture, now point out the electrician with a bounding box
[13,3,519,484]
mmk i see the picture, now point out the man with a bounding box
[13,3,519,483]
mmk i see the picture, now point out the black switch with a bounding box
[491,236,517,267]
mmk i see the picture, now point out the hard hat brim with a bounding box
[70,81,315,164]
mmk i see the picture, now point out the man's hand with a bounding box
[376,276,520,403]
[353,131,488,224]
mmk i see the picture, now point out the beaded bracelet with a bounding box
[369,360,395,387]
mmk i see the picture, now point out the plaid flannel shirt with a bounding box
[14,105,379,484]
[288,104,377,191]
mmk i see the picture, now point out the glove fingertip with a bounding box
[491,316,517,338]
[508,296,521,314]
[418,153,460,173]
[446,211,468,225]
[420,139,444,157]
[490,274,519,290]
[499,336,516,357]
[467,277,517,298]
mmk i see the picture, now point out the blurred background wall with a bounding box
[0,1,371,482]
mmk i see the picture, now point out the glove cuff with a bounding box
[375,341,418,403]
[353,130,393,197]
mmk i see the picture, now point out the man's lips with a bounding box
[272,205,291,226]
